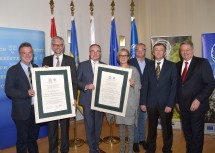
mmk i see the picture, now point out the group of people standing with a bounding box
[5,36,215,153]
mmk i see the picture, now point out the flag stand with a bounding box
[103,118,120,144]
[69,109,85,148]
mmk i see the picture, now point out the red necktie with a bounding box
[181,62,188,82]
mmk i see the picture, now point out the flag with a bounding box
[70,16,82,114]
[90,15,95,44]
[50,15,57,38]
[70,16,79,68]
[130,17,138,58]
[109,17,119,66]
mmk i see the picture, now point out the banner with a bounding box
[151,36,192,129]
[202,33,215,134]
[109,17,119,66]
[0,27,47,149]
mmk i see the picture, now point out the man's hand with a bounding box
[43,65,49,68]
[164,106,172,113]
[85,84,95,90]
[190,99,200,111]
[28,89,35,97]
[140,105,147,112]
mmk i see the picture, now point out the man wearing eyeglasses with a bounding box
[77,44,105,153]
[129,43,152,152]
[42,36,78,153]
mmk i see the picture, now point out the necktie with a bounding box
[156,62,161,79]
[28,67,32,85]
[181,61,188,82]
[56,57,60,67]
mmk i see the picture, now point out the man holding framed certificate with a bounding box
[77,44,105,153]
[42,36,77,153]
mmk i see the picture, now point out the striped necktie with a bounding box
[56,57,60,67]
[28,67,32,85]
[156,62,161,79]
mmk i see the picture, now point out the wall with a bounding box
[135,0,215,58]
[0,0,132,63]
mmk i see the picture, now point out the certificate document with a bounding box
[91,64,132,116]
[32,66,75,123]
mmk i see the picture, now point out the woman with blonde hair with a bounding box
[116,48,141,153]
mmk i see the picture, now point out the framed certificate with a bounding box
[32,66,75,123]
[91,64,132,116]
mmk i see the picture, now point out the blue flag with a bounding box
[109,17,119,66]
[70,17,79,68]
[130,17,138,58]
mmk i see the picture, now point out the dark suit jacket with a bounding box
[5,62,38,120]
[176,56,215,111]
[42,54,78,99]
[140,59,177,109]
[129,57,152,82]
[77,60,104,107]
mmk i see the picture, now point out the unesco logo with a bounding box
[131,44,136,50]
[211,44,215,63]
[153,39,171,59]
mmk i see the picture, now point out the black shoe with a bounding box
[133,143,139,152]
[139,141,148,150]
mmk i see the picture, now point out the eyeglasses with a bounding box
[119,55,129,58]
[52,44,64,47]
[90,50,101,54]
[136,48,146,51]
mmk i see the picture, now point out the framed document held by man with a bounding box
[91,64,132,116]
[32,66,75,123]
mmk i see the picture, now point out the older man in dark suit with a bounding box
[42,36,77,153]
[77,44,105,153]
[5,42,40,153]
[140,43,177,153]
[129,43,152,152]
[176,40,215,153]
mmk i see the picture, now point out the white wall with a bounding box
[0,0,131,63]
[135,0,215,59]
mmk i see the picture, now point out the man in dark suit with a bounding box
[77,44,105,153]
[176,40,215,153]
[129,43,152,152]
[140,43,177,153]
[5,42,40,153]
[42,36,77,153]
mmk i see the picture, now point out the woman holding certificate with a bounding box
[116,48,141,153]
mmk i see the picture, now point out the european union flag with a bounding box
[70,17,79,67]
[130,17,138,58]
[109,17,119,66]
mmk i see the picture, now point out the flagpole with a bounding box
[49,0,57,55]
[130,0,138,58]
[103,0,120,144]
[69,0,85,148]
[90,0,95,44]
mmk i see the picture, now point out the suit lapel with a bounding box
[87,60,94,81]
[61,54,67,66]
[158,59,168,80]
[48,55,54,67]
[134,58,142,76]
[18,62,31,87]
[151,62,158,81]
[184,57,196,82]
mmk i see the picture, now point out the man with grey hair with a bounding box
[42,36,78,153]
[129,43,152,152]
[176,40,215,153]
